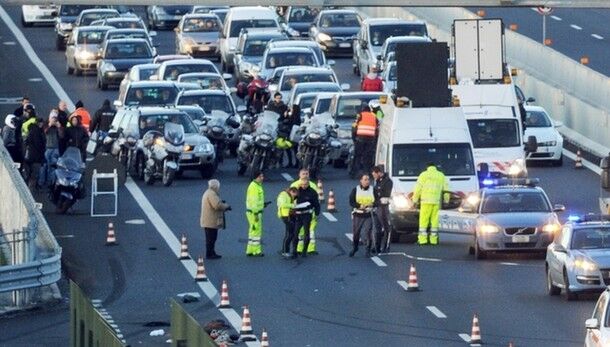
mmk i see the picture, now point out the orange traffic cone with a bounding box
[105,222,117,246]
[407,264,420,292]
[195,256,207,282]
[178,234,190,260]
[470,314,482,345]
[218,280,231,308]
[260,328,269,347]
[239,305,256,341]
[317,180,325,201]
[326,189,337,212]
[575,149,583,169]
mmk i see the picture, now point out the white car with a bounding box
[524,105,564,166]
[21,5,58,27]
[381,61,396,94]
[585,287,610,347]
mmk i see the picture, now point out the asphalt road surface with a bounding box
[0,5,604,347]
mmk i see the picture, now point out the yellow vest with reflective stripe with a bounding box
[277,191,293,218]
[246,181,264,213]
[412,166,448,205]
[356,185,375,206]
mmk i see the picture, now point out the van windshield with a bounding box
[230,19,277,37]
[467,119,520,148]
[392,143,475,177]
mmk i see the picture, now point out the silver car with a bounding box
[546,215,610,300]
[466,183,564,259]
[65,25,113,75]
[175,14,222,59]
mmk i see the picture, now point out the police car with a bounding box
[585,286,610,347]
[461,178,564,259]
[546,214,610,301]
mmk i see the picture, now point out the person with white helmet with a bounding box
[2,114,21,163]
[368,99,384,121]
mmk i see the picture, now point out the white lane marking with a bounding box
[322,212,337,222]
[570,24,582,30]
[396,280,409,291]
[281,173,293,181]
[55,234,75,238]
[592,34,604,40]
[562,149,602,175]
[551,15,562,21]
[125,219,146,225]
[0,6,75,109]
[416,256,442,262]
[2,41,15,45]
[426,306,447,319]
[371,256,387,267]
[500,262,519,266]
[28,77,42,82]
[0,97,22,104]
[459,333,471,343]
[345,232,353,242]
[125,178,259,346]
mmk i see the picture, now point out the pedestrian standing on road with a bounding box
[64,115,89,162]
[90,99,116,133]
[2,114,21,163]
[57,100,70,128]
[290,168,319,254]
[71,100,91,133]
[40,111,63,187]
[200,179,231,259]
[372,165,393,253]
[21,104,38,140]
[277,186,298,258]
[412,162,449,245]
[361,66,383,92]
[349,174,375,257]
[246,170,268,257]
[351,104,378,177]
[293,176,320,257]
[23,118,46,192]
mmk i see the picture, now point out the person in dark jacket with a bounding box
[2,114,20,163]
[23,118,46,191]
[372,165,393,253]
[349,174,375,257]
[65,115,89,161]
[266,92,288,116]
[276,103,300,168]
[293,176,320,257]
[90,99,116,133]
[13,96,30,118]
[40,111,64,187]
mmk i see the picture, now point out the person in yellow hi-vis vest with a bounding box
[246,170,269,256]
[290,168,319,254]
[277,186,298,258]
[412,163,449,245]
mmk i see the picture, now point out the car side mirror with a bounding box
[554,120,563,128]
[222,73,232,81]
[236,105,247,114]
[553,204,566,212]
[586,318,599,330]
[524,135,537,153]
[113,100,123,108]
[340,83,350,91]
[526,97,536,104]
[327,59,335,66]
[553,243,567,253]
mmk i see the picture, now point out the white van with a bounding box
[219,7,281,74]
[375,97,479,239]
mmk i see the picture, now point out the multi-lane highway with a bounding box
[0,5,606,347]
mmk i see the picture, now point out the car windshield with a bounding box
[525,110,552,128]
[211,10,227,24]
[179,75,224,89]
[244,40,269,56]
[125,86,178,106]
[392,143,475,177]
[139,113,198,137]
[108,20,144,30]
[467,119,520,148]
[80,12,116,26]
[294,85,340,100]
[160,6,193,15]
[370,24,427,46]
[281,73,335,91]
[289,7,320,22]
[106,42,152,59]
[265,52,316,69]
[315,98,331,114]
[139,67,157,81]
[183,18,219,32]
[60,5,98,16]
[298,95,316,109]
[319,13,360,28]
[230,19,277,38]
[387,64,397,81]
[177,94,234,114]
[77,30,107,44]
[108,32,147,41]
[336,95,381,118]
[571,228,610,250]
[481,191,550,213]
[163,64,216,80]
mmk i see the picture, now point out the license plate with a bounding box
[512,235,530,243]
[181,153,193,160]
[198,46,211,51]
[339,42,351,48]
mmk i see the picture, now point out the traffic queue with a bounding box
[8,5,610,346]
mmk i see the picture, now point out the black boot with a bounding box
[349,245,358,257]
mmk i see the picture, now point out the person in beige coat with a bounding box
[200,179,231,259]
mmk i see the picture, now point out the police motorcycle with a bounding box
[142,122,184,187]
[50,147,86,214]
[199,111,240,163]
[237,110,280,179]
[295,112,342,180]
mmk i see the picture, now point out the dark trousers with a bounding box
[204,228,218,257]
[352,214,372,251]
[354,138,375,175]
[295,213,312,253]
[281,216,297,254]
[375,204,391,252]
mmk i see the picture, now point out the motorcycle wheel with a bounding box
[162,161,175,187]
[249,154,263,180]
[56,195,72,214]
[237,162,247,176]
[130,152,145,180]
[144,167,155,185]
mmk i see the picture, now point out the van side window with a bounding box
[593,293,607,326]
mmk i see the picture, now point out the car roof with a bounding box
[295,82,340,89]
[76,25,114,32]
[183,13,219,19]
[105,17,141,22]
[80,8,118,14]
[161,58,214,66]
[282,67,333,75]
[269,39,317,47]
[318,9,359,15]
[181,89,229,96]
[242,29,285,37]
[524,105,547,112]
[132,63,160,70]
[136,107,186,116]
[481,186,545,194]
[385,36,431,43]
[128,80,177,87]
[105,38,149,44]
[179,72,221,77]
[266,47,314,54]
[336,91,386,98]
[107,28,147,34]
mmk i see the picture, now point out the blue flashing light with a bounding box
[482,178,494,186]
[568,215,580,222]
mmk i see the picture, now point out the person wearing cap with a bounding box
[412,162,449,245]
[65,114,89,161]
[349,173,375,257]
[372,165,393,253]
[23,118,46,191]
[200,179,231,259]
[2,114,21,163]
[369,100,384,120]
[13,96,30,118]
[246,170,268,257]
[71,100,91,132]
[39,110,64,187]
[361,66,383,92]
[293,172,320,257]
[277,186,299,258]
[90,99,116,134]
[290,168,320,254]
[351,104,378,177]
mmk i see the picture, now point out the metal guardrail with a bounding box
[0,253,61,293]
[171,299,218,347]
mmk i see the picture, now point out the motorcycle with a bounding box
[142,122,184,187]
[200,111,241,163]
[237,111,280,179]
[296,112,342,180]
[245,78,270,115]
[50,147,85,214]
[110,129,141,179]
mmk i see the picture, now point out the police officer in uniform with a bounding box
[349,174,375,257]
[290,168,320,254]
[90,99,116,133]
[246,170,268,256]
[412,163,449,245]
[277,187,298,258]
[293,178,320,257]
[372,165,393,253]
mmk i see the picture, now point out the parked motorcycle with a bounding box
[142,122,184,187]
[50,147,85,214]
[200,111,240,163]
[237,111,280,179]
[296,112,342,180]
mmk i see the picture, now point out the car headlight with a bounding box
[508,159,526,177]
[542,222,560,233]
[391,193,412,210]
[103,62,116,72]
[154,137,165,146]
[477,221,500,233]
[574,257,597,272]
[183,144,193,152]
[195,143,213,153]
[317,33,332,42]
[76,50,94,60]
[466,193,480,206]
[183,37,196,50]
[59,22,72,31]
[538,140,557,147]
